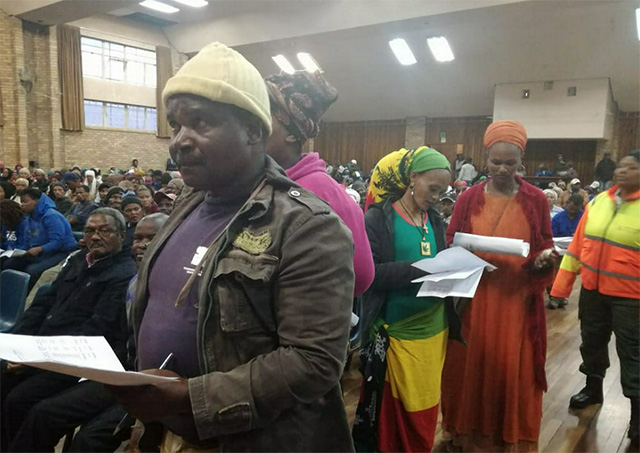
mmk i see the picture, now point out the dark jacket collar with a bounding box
[67,246,134,276]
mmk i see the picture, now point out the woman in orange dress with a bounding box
[442,121,556,451]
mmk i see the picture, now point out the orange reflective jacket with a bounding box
[551,186,640,300]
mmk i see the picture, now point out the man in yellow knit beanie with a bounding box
[109,42,356,452]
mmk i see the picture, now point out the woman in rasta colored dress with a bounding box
[353,146,462,452]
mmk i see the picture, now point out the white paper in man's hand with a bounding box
[0,334,178,386]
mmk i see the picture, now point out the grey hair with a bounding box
[138,212,169,229]
[90,207,127,234]
[34,168,46,176]
[543,189,558,201]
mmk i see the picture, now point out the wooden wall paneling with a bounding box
[617,114,640,155]
[313,120,405,172]
[525,140,597,183]
[425,117,491,171]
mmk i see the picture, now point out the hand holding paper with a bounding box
[0,334,179,386]
[411,246,496,298]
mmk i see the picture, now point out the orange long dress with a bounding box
[441,193,543,452]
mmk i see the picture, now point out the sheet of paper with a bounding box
[411,267,481,283]
[412,246,497,274]
[553,237,573,248]
[553,236,573,256]
[453,232,530,257]
[0,249,26,258]
[0,334,178,386]
[416,267,484,298]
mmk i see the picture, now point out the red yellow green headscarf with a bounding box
[365,146,451,211]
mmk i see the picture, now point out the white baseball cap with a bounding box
[570,178,581,185]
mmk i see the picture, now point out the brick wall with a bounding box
[0,10,28,165]
[0,10,184,171]
[62,128,170,171]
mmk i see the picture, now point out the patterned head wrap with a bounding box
[364,146,451,210]
[483,120,528,152]
[264,71,338,142]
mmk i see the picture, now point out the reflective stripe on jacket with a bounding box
[551,185,640,299]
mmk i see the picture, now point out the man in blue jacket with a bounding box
[2,188,77,287]
[552,193,584,238]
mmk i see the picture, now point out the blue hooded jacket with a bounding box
[26,194,77,254]
[1,218,29,250]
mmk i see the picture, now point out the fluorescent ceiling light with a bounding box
[427,36,455,62]
[139,0,179,13]
[636,8,640,41]
[389,38,417,66]
[173,0,208,7]
[297,52,323,73]
[272,55,296,74]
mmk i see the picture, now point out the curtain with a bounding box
[57,25,84,131]
[156,46,172,138]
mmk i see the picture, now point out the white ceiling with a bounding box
[4,0,639,122]
[234,0,640,121]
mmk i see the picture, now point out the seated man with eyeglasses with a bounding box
[0,208,137,450]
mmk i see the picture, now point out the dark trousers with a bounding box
[578,287,640,399]
[0,365,79,451]
[8,380,131,452]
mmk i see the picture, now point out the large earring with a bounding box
[410,184,414,197]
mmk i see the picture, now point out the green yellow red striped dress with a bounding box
[376,206,448,452]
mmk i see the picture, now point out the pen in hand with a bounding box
[112,352,174,436]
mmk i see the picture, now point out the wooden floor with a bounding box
[341,279,637,452]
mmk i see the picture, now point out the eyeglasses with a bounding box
[84,227,118,238]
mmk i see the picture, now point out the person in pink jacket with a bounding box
[265,71,374,296]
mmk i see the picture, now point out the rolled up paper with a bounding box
[453,232,530,257]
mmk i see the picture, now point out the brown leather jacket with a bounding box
[131,158,356,452]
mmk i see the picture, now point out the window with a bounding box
[106,103,126,128]
[84,100,103,127]
[81,37,156,87]
[84,100,157,131]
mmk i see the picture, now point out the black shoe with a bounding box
[569,376,604,409]
[557,298,569,308]
[547,297,559,309]
[629,399,639,443]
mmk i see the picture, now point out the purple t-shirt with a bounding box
[137,194,244,378]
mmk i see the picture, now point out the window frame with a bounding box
[83,99,158,132]
[81,36,157,88]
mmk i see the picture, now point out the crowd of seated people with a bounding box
[0,162,181,290]
[0,161,182,451]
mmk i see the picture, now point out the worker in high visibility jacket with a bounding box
[551,150,640,443]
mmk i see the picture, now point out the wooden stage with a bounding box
[341,279,636,452]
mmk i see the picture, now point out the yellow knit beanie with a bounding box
[162,42,272,135]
